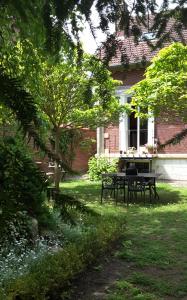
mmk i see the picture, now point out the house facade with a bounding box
[97,24,187,180]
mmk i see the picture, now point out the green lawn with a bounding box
[62,179,187,300]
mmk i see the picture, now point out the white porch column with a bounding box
[97,127,104,155]
[118,87,130,152]
[148,116,155,146]
[137,116,140,153]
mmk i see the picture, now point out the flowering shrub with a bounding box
[0,235,62,298]
[145,144,157,153]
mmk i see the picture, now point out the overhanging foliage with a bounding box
[129,42,187,147]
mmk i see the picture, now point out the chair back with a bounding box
[126,167,138,176]
[127,176,145,190]
[102,174,116,187]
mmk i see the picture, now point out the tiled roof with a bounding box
[99,19,187,67]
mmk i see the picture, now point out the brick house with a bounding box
[97,20,187,180]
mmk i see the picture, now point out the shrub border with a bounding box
[5,214,126,300]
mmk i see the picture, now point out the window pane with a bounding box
[127,98,148,149]
[140,119,147,146]
[129,111,137,148]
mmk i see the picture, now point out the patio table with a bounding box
[102,172,160,201]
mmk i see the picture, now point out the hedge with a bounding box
[3,213,126,300]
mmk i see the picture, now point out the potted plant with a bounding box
[127,147,136,156]
[145,144,157,154]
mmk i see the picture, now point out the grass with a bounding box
[107,279,158,300]
[62,179,187,299]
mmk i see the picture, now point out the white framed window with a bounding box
[118,87,154,153]
[127,96,148,151]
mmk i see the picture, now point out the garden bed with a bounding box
[1,181,127,300]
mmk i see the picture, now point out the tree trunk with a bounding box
[54,128,61,191]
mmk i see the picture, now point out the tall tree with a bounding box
[38,54,121,188]
[1,41,122,188]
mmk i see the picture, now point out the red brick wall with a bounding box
[156,122,187,153]
[104,125,119,153]
[71,129,96,172]
[36,129,96,173]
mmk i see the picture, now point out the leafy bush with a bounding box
[0,137,48,243]
[3,209,126,299]
[88,157,118,181]
[0,137,47,213]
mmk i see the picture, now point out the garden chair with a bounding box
[126,167,138,176]
[115,176,127,203]
[126,176,146,206]
[141,169,159,201]
[146,178,159,201]
[101,174,117,204]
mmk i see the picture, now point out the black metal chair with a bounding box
[146,178,159,201]
[126,176,146,206]
[126,167,138,176]
[141,170,159,201]
[101,174,117,204]
[115,176,126,203]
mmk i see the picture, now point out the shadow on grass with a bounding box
[114,199,187,298]
[155,181,187,206]
[61,179,187,208]
[117,205,187,298]
[61,180,101,204]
